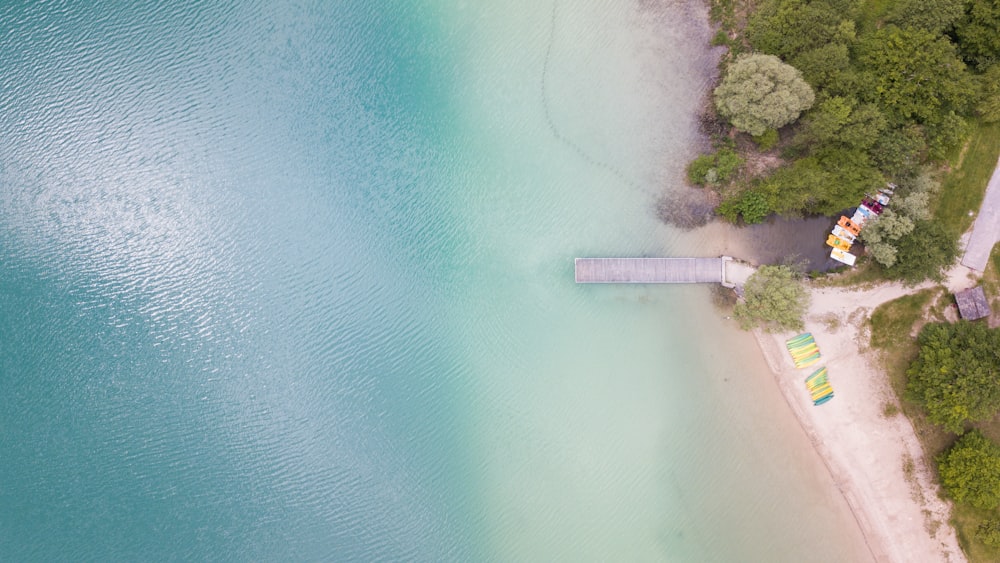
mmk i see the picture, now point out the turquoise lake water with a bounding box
[0,1,872,560]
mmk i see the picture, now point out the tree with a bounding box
[795,96,887,151]
[906,322,1000,433]
[978,64,1000,123]
[886,0,965,34]
[937,430,1000,509]
[861,209,915,268]
[718,188,772,224]
[891,172,937,221]
[925,111,970,160]
[714,54,816,136]
[954,0,1000,71]
[860,174,937,268]
[747,0,853,61]
[747,148,882,218]
[870,124,927,177]
[790,43,852,91]
[856,26,975,125]
[734,265,809,332]
[886,220,958,283]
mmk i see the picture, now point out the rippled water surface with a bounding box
[0,1,872,561]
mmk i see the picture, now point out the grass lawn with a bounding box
[952,503,1000,563]
[935,121,1000,237]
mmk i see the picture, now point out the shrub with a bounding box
[686,148,744,187]
[977,520,1000,547]
[937,430,1000,509]
[752,129,780,151]
[907,322,1000,432]
[734,265,810,332]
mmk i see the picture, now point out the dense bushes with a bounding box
[861,171,948,274]
[700,0,996,225]
[687,147,743,186]
[906,322,1000,433]
[938,430,1000,509]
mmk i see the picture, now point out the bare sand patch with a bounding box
[753,280,966,563]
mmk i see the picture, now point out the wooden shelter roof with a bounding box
[956,286,991,320]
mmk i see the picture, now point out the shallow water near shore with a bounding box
[0,1,870,560]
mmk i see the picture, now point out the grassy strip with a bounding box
[953,504,1000,562]
[934,121,1000,237]
[869,290,934,350]
[812,260,886,288]
[868,289,956,452]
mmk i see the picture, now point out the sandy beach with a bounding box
[753,278,970,563]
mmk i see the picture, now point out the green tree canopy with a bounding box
[860,172,938,268]
[747,0,854,61]
[906,322,1000,433]
[752,147,882,217]
[856,26,975,126]
[733,265,809,332]
[870,124,927,177]
[954,0,1000,71]
[795,96,887,151]
[885,219,958,283]
[885,0,965,34]
[789,43,853,91]
[937,430,1000,509]
[714,54,816,136]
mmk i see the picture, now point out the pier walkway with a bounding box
[574,257,755,287]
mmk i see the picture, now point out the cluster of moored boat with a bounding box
[826,186,895,266]
[786,333,834,405]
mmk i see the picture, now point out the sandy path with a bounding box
[754,280,966,563]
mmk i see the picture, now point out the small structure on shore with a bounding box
[955,286,991,320]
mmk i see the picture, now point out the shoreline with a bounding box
[749,279,967,563]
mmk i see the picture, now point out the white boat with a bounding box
[831,249,857,266]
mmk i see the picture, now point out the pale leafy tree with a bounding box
[733,265,809,332]
[714,54,815,136]
[867,243,899,268]
[861,172,938,268]
[891,189,932,221]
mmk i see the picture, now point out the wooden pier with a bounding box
[574,257,753,288]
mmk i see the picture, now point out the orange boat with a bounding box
[837,216,861,236]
